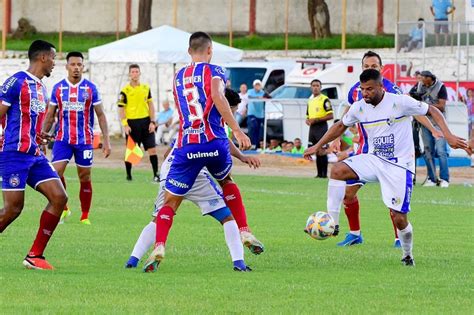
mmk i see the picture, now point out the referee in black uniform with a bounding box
[118,64,159,182]
[306,79,333,178]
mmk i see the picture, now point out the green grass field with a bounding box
[4,33,394,53]
[1,168,472,313]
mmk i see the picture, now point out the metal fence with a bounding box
[395,21,473,99]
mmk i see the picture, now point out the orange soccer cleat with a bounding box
[22,255,55,270]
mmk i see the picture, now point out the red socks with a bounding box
[222,182,249,232]
[60,176,69,211]
[344,197,360,231]
[389,210,399,239]
[80,181,92,220]
[155,206,175,245]
[29,211,60,256]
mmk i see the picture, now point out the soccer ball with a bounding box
[305,211,336,240]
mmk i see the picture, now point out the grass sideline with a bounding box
[1,167,472,313]
[3,33,394,53]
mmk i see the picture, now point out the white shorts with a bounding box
[152,170,226,217]
[342,154,414,213]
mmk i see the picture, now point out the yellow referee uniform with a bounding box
[118,83,153,119]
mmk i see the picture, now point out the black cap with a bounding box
[420,70,436,80]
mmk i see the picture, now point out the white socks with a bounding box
[131,222,156,260]
[223,220,244,262]
[397,223,413,258]
[327,179,346,225]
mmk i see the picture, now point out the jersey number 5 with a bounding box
[183,87,203,122]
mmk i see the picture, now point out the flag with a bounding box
[125,137,143,165]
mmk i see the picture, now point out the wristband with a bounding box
[121,119,128,127]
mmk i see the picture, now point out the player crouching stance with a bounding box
[126,89,263,271]
[304,69,470,266]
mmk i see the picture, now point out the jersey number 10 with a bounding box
[183,87,204,123]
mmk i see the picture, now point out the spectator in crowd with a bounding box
[291,138,305,154]
[155,100,174,145]
[463,88,474,166]
[247,80,267,149]
[404,18,424,52]
[284,141,294,153]
[267,139,282,152]
[409,70,450,187]
[306,79,333,178]
[430,0,455,46]
[235,83,248,125]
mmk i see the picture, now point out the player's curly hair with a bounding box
[225,88,241,108]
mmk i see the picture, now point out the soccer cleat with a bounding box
[125,256,139,268]
[233,265,253,272]
[153,175,160,183]
[126,175,132,181]
[240,231,264,255]
[401,255,415,266]
[393,239,401,248]
[23,255,54,270]
[422,179,437,187]
[332,225,340,237]
[80,218,91,225]
[337,232,363,246]
[440,180,449,188]
[59,209,72,224]
[143,244,165,273]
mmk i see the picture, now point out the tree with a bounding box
[307,0,331,39]
[137,0,153,33]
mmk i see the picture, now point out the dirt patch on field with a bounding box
[93,138,474,185]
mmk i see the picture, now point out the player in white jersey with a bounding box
[125,137,260,271]
[304,69,469,266]
[128,89,263,271]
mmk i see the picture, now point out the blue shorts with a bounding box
[0,151,59,191]
[346,179,366,186]
[52,140,94,167]
[165,139,232,196]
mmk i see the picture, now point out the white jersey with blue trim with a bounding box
[342,92,429,173]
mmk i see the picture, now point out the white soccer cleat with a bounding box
[422,179,437,187]
[440,180,449,188]
[143,244,165,273]
[240,231,264,255]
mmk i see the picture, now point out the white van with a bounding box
[223,61,297,93]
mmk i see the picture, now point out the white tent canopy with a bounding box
[88,25,243,64]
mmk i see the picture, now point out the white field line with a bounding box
[245,188,474,207]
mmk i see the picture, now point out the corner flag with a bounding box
[125,137,143,165]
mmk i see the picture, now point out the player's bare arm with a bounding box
[118,106,131,135]
[40,104,57,143]
[94,104,111,158]
[431,98,446,113]
[147,99,156,133]
[228,139,260,169]
[414,115,443,139]
[427,105,470,153]
[304,120,348,160]
[211,77,250,150]
[0,102,9,117]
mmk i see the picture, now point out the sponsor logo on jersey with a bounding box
[186,150,219,160]
[1,77,17,93]
[63,101,85,111]
[183,126,205,135]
